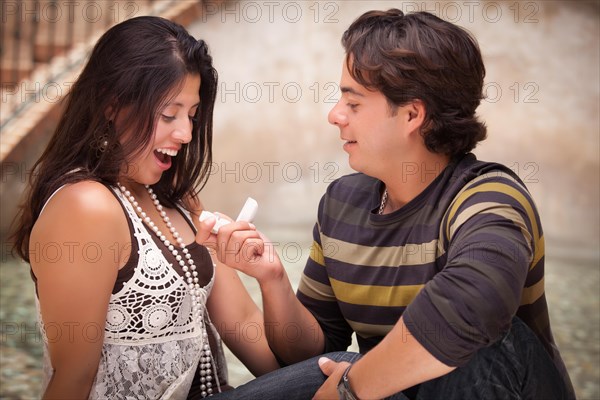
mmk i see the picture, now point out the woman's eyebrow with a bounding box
[166,102,200,108]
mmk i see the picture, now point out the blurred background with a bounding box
[1,0,598,398]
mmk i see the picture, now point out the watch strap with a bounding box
[337,364,359,400]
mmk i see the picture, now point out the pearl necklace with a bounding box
[117,183,216,397]
[378,188,388,215]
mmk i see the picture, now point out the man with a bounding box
[201,9,574,400]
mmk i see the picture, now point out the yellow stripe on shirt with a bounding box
[446,179,542,270]
[329,277,424,307]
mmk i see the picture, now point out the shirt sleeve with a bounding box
[403,174,539,366]
[296,197,354,354]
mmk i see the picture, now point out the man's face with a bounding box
[328,60,411,178]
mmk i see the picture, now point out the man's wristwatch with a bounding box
[337,364,359,400]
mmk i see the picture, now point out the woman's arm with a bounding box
[30,181,129,399]
[189,200,280,376]
[193,204,325,366]
[206,260,280,376]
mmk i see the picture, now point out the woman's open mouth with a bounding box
[154,148,177,170]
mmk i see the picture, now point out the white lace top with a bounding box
[35,186,227,399]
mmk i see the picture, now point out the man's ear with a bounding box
[404,99,427,139]
[406,99,426,129]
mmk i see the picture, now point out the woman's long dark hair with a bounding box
[12,16,218,262]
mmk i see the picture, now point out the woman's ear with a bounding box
[104,102,118,121]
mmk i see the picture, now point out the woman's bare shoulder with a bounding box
[31,180,129,259]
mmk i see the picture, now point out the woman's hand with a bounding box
[196,214,283,284]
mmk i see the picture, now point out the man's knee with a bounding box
[321,351,362,364]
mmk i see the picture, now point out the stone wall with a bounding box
[2,1,598,256]
[189,0,599,258]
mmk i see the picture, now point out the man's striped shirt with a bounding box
[297,153,571,391]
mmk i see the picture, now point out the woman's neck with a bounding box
[119,179,149,200]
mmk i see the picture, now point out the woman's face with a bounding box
[119,74,201,186]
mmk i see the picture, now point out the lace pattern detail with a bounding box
[105,188,212,344]
[35,186,221,399]
[34,297,54,392]
[90,337,202,399]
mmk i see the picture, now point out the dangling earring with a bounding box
[93,120,112,157]
[98,138,109,153]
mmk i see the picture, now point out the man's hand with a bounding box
[313,357,352,400]
[196,213,283,283]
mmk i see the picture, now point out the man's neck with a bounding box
[380,152,450,213]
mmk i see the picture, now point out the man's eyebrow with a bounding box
[340,86,365,97]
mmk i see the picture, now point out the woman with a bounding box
[11,16,279,399]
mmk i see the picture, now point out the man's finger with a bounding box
[318,357,335,376]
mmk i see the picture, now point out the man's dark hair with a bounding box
[342,9,487,157]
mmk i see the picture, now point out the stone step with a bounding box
[1,0,221,163]
[1,0,158,85]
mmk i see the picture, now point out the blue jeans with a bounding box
[209,317,572,400]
